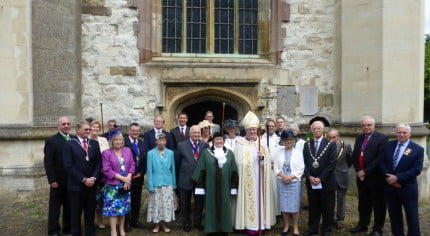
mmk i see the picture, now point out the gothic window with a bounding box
[162,0,259,56]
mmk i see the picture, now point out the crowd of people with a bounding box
[43,112,424,236]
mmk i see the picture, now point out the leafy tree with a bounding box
[425,34,430,122]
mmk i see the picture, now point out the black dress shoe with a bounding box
[302,231,318,236]
[131,221,145,229]
[367,230,382,236]
[349,225,368,233]
[183,224,191,232]
[194,224,204,231]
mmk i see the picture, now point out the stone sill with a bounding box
[144,57,279,69]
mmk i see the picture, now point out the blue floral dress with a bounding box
[103,155,131,216]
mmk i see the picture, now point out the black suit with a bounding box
[63,138,101,236]
[175,139,209,226]
[380,140,424,236]
[142,129,174,153]
[123,136,146,225]
[170,126,190,149]
[351,131,388,232]
[44,132,73,235]
[303,137,337,234]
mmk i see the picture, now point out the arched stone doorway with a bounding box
[161,85,257,130]
[183,101,238,126]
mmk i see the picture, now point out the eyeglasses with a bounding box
[61,122,71,126]
[83,128,91,131]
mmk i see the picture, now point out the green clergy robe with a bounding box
[191,146,239,233]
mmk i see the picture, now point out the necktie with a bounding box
[359,135,369,170]
[193,142,199,162]
[132,139,140,156]
[180,127,185,140]
[393,143,403,170]
[82,139,89,161]
[314,140,319,155]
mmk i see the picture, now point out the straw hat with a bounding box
[198,120,215,129]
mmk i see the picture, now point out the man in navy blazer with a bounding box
[123,123,146,231]
[170,112,190,149]
[380,123,424,236]
[63,120,101,236]
[350,116,388,236]
[176,125,209,232]
[44,116,74,236]
[143,115,174,153]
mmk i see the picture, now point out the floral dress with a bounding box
[103,155,131,216]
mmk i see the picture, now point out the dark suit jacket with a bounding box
[124,136,146,176]
[303,137,337,191]
[380,140,424,199]
[352,131,388,187]
[142,129,174,153]
[44,132,75,185]
[176,140,209,190]
[334,141,353,189]
[170,126,190,149]
[63,138,101,191]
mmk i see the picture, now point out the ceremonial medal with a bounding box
[312,161,319,168]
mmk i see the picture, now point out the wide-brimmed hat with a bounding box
[278,130,294,145]
[198,120,215,129]
[309,116,330,127]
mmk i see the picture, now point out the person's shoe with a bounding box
[367,230,382,236]
[124,223,132,232]
[322,232,330,236]
[335,222,344,229]
[302,231,318,236]
[131,221,145,229]
[183,223,191,232]
[194,224,204,231]
[349,225,368,233]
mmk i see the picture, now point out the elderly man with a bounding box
[327,128,352,230]
[204,111,220,134]
[176,125,209,232]
[63,121,101,236]
[44,116,74,236]
[123,123,146,231]
[234,111,275,233]
[380,124,424,236]
[302,120,337,236]
[143,115,174,153]
[350,116,388,236]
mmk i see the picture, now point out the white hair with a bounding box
[395,123,411,133]
[361,115,375,124]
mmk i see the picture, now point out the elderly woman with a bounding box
[90,120,110,229]
[198,120,214,144]
[288,123,305,152]
[102,132,135,236]
[146,133,176,233]
[274,130,304,236]
[191,132,239,235]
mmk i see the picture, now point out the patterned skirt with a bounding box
[102,184,131,216]
[147,185,175,223]
[277,179,302,213]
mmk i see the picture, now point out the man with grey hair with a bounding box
[380,123,424,236]
[350,116,387,236]
[302,120,337,236]
[44,116,74,236]
[63,120,101,236]
[326,128,352,230]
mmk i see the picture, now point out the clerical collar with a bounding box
[245,137,257,142]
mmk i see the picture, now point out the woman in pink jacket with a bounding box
[102,131,135,236]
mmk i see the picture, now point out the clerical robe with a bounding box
[233,137,276,231]
[191,147,239,233]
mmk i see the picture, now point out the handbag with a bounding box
[118,185,132,195]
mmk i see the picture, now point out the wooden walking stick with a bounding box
[100,103,105,134]
[257,127,263,236]
[221,102,226,133]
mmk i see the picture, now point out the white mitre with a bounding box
[240,111,260,129]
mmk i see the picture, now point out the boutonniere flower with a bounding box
[403,148,412,156]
